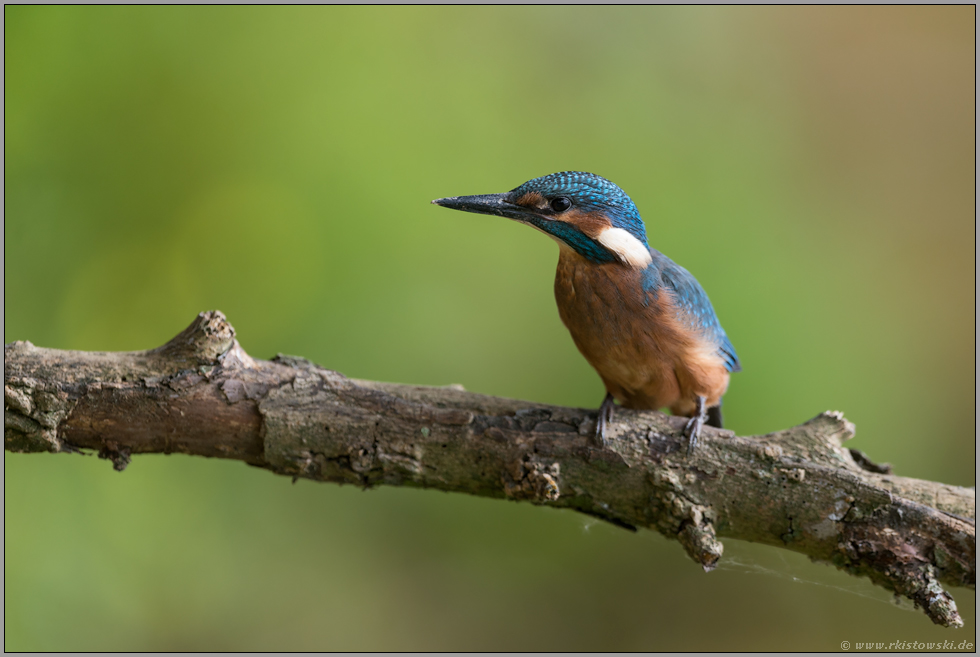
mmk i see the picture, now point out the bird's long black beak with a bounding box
[431,193,535,222]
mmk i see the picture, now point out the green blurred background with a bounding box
[5,6,975,651]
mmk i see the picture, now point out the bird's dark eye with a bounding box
[550,197,571,212]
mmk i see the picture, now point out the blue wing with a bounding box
[642,251,742,373]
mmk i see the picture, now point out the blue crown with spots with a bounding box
[511,171,648,245]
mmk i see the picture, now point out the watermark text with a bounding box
[842,640,974,651]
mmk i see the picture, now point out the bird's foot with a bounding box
[684,396,708,454]
[595,392,616,447]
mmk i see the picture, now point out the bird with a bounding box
[432,171,740,450]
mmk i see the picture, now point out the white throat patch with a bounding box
[597,227,653,269]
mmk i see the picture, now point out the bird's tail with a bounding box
[706,403,723,429]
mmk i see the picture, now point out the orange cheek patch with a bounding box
[515,192,545,207]
[559,210,611,238]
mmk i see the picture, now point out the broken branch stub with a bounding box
[4,310,975,627]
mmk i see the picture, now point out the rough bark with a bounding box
[4,311,975,627]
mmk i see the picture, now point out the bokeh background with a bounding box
[5,6,975,651]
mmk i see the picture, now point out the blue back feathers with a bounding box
[642,251,741,373]
[511,171,649,246]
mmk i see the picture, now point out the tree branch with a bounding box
[5,311,974,627]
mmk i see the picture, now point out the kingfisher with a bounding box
[432,171,740,450]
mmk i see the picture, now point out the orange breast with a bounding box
[553,247,729,415]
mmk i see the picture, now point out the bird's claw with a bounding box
[595,392,616,447]
[684,395,708,454]
[684,414,704,454]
